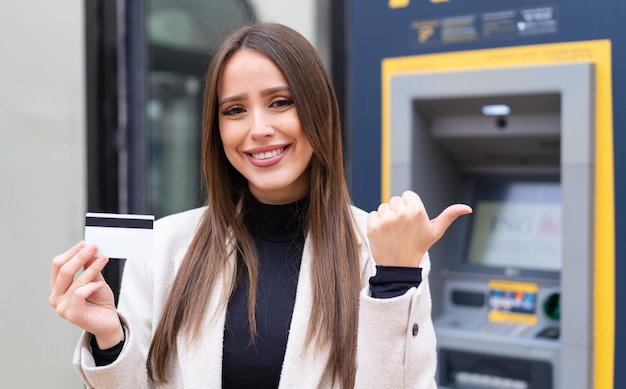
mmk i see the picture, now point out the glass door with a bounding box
[144,0,256,218]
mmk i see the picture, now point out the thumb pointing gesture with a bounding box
[430,203,474,243]
[367,191,472,267]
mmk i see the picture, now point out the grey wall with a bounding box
[0,1,85,387]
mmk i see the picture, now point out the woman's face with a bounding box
[217,49,314,205]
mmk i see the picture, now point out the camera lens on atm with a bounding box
[496,116,508,129]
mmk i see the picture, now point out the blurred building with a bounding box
[0,1,342,387]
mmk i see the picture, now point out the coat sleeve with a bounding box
[355,253,438,389]
[72,247,154,388]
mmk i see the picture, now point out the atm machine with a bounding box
[386,63,595,388]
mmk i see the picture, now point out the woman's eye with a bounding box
[271,98,294,109]
[222,106,246,116]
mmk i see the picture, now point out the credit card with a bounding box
[84,212,154,260]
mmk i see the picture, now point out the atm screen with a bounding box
[466,179,561,272]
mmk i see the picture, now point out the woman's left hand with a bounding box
[367,190,472,267]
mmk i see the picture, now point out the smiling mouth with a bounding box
[250,147,285,160]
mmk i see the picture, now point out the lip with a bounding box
[244,144,290,167]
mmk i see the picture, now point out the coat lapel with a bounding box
[176,251,235,388]
[279,235,332,388]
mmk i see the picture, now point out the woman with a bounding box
[49,23,471,388]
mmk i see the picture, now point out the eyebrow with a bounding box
[218,86,291,107]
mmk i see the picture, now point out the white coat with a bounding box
[73,206,437,388]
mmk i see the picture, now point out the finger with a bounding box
[401,190,422,204]
[51,244,98,297]
[53,256,109,312]
[377,202,391,217]
[74,256,109,289]
[73,280,107,303]
[57,280,107,322]
[50,241,86,290]
[401,190,428,218]
[85,258,107,284]
[388,195,405,211]
[430,204,473,239]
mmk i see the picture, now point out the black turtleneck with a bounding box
[222,196,307,388]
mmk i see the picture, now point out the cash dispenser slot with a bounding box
[451,290,486,307]
[438,349,552,389]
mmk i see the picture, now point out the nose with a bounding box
[250,109,275,139]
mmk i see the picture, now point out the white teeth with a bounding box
[252,147,284,160]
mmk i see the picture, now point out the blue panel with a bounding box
[349,0,626,386]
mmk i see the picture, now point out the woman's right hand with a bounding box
[49,241,124,349]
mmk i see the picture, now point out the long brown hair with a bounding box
[147,23,361,387]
